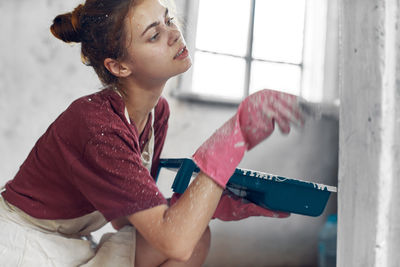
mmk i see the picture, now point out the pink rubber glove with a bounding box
[169,191,290,221]
[212,190,290,221]
[193,89,303,188]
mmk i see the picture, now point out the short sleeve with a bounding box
[71,131,167,221]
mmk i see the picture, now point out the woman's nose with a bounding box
[168,29,180,46]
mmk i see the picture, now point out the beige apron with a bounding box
[0,108,155,267]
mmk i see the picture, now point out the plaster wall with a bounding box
[338,0,400,266]
[0,1,339,266]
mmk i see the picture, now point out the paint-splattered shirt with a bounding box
[2,89,169,221]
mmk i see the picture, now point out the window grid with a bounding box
[244,0,257,98]
[195,0,305,100]
[178,0,310,103]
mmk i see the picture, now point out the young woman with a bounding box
[0,0,303,266]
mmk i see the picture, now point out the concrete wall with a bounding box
[338,0,400,266]
[0,1,339,266]
[0,1,99,181]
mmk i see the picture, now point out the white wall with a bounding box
[338,0,400,266]
[0,1,339,266]
[0,1,100,181]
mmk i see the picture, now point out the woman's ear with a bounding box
[104,58,132,78]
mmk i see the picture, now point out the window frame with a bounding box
[173,0,329,104]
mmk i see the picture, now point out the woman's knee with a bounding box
[199,226,211,252]
[135,231,169,267]
[135,226,211,267]
[191,226,211,262]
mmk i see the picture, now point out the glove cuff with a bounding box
[192,115,246,188]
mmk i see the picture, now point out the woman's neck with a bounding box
[119,79,165,134]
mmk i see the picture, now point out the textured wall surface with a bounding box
[0,1,100,181]
[0,1,339,266]
[338,0,400,266]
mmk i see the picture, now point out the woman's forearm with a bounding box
[129,172,223,261]
[163,172,222,250]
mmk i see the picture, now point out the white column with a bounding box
[338,0,400,266]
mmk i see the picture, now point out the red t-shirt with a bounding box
[2,89,169,221]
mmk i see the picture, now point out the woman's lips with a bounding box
[174,46,189,60]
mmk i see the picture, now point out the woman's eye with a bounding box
[166,17,175,26]
[149,33,160,42]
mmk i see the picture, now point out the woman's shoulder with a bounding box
[70,88,121,110]
[68,89,122,116]
[58,89,128,136]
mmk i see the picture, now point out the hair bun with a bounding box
[50,4,84,43]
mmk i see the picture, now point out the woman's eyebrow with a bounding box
[141,8,169,36]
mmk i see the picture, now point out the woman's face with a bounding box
[122,0,192,84]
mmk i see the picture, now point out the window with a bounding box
[174,0,330,103]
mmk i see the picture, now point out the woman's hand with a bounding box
[211,190,290,221]
[193,89,304,188]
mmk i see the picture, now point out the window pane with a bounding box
[250,61,301,96]
[252,0,306,64]
[196,0,251,57]
[192,51,246,100]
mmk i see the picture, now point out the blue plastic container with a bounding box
[318,214,337,267]
[156,158,337,217]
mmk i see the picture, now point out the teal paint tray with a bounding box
[156,158,337,217]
